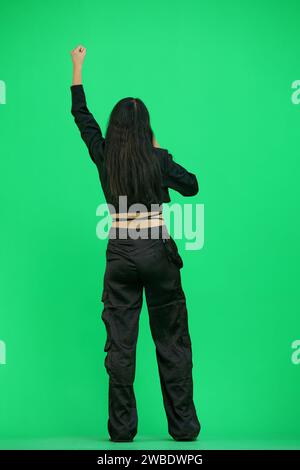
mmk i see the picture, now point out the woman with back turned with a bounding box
[70,44,201,442]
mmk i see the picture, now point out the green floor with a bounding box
[0,437,299,450]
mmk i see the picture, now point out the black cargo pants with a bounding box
[100,227,201,441]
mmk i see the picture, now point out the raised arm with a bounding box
[70,45,104,164]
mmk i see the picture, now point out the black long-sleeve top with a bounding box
[70,84,199,212]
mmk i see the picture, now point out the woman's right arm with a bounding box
[70,45,105,164]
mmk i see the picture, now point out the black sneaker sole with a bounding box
[109,438,134,442]
[173,436,198,441]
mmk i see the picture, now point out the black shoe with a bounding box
[109,438,134,442]
[173,436,198,441]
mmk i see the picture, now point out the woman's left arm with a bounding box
[70,45,105,164]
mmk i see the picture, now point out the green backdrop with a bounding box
[0,0,300,450]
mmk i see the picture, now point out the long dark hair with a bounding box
[104,97,163,205]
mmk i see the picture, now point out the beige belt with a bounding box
[111,211,165,229]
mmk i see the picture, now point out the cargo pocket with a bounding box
[102,315,112,352]
[101,289,112,352]
[101,289,108,303]
[104,335,111,352]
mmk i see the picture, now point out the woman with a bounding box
[70,45,201,442]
